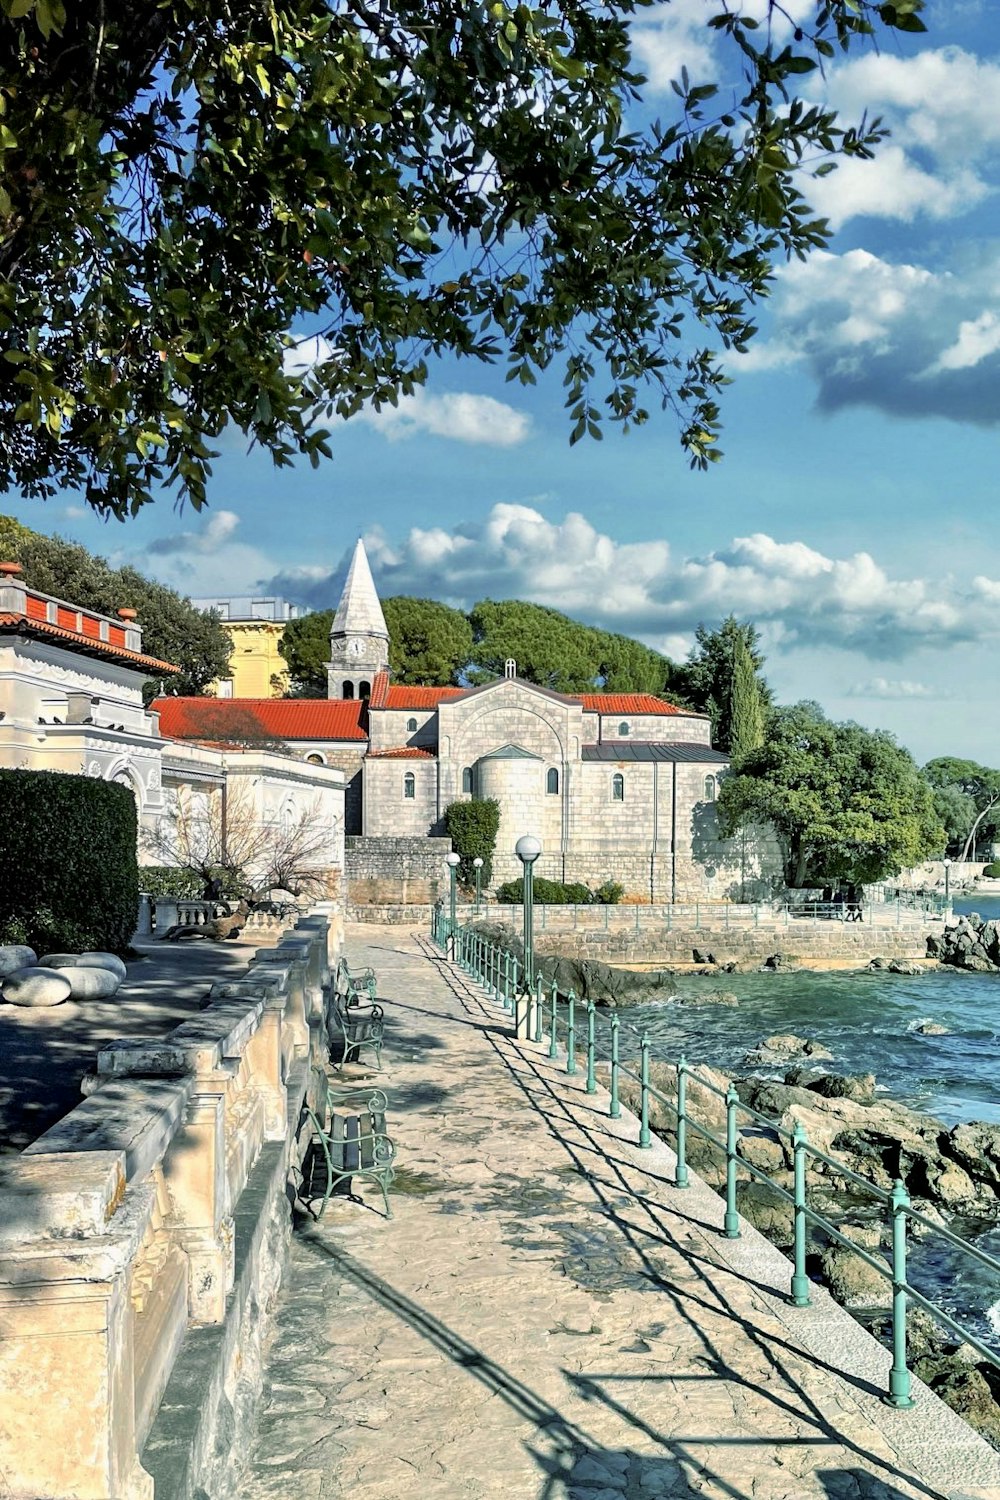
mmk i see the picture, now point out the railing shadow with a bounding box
[411,934,956,1500]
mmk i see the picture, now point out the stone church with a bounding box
[157,540,773,900]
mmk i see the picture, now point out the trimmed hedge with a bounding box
[494,876,624,906]
[443,798,500,887]
[984,861,1000,879]
[0,770,139,955]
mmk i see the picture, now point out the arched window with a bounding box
[306,752,325,766]
[612,773,624,802]
[546,768,559,795]
[343,681,355,700]
[359,680,371,699]
[404,773,415,800]
[619,721,630,737]
[704,774,717,802]
[462,766,473,794]
[407,718,418,732]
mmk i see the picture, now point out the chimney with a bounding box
[0,561,26,613]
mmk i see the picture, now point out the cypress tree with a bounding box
[728,637,766,762]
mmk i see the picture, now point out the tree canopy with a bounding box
[0,514,231,696]
[720,701,943,888]
[923,757,1000,858]
[0,0,922,518]
[384,597,473,686]
[278,608,333,696]
[668,615,772,751]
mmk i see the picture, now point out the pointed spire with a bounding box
[331,538,388,640]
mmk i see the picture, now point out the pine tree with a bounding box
[728,637,766,763]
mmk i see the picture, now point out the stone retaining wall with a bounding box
[346,834,451,906]
[0,913,339,1500]
[535,925,932,963]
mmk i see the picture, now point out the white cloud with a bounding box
[357,389,531,447]
[631,0,814,92]
[146,509,241,557]
[262,501,1000,663]
[806,47,1000,228]
[847,677,938,700]
[734,244,1000,425]
[128,510,274,598]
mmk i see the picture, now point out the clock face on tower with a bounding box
[348,639,362,656]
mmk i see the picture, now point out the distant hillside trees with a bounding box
[0,516,231,698]
[667,616,772,753]
[923,757,1000,859]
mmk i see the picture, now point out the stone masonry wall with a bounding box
[346,834,451,906]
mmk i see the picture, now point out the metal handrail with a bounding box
[429,910,1000,1409]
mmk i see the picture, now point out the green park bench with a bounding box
[329,988,385,1072]
[297,1077,395,1220]
[335,956,377,1006]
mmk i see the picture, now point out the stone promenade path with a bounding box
[240,926,1000,1500]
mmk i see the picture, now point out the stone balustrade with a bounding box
[133,894,317,941]
[0,911,339,1500]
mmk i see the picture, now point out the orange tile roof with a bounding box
[383,684,465,709]
[0,610,179,674]
[366,746,436,759]
[577,694,688,715]
[153,697,367,742]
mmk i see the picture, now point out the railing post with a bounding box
[609,1014,621,1118]
[886,1179,916,1409]
[586,1000,597,1094]
[724,1086,740,1238]
[533,973,544,1044]
[504,951,511,1013]
[549,980,559,1059]
[675,1057,689,1187]
[566,990,577,1075]
[510,957,519,1014]
[791,1123,811,1306]
[639,1033,652,1148]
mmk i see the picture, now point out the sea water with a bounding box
[588,897,1000,1349]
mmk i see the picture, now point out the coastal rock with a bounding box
[912,1360,1000,1449]
[760,953,794,971]
[691,948,716,966]
[744,1034,834,1066]
[0,944,37,977]
[676,989,739,1008]
[887,960,923,975]
[735,1179,794,1247]
[1,967,73,1007]
[945,1122,1000,1191]
[819,1245,888,1308]
[936,915,1000,972]
[805,1073,877,1106]
[913,1019,950,1035]
[470,926,677,1006]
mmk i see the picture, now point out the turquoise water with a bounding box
[580,901,1000,1345]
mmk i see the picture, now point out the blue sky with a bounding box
[5,0,1000,766]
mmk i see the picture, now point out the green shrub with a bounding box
[494,876,622,905]
[0,770,139,955]
[138,865,249,899]
[443,798,500,887]
[984,861,1000,878]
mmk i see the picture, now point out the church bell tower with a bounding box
[327,538,389,700]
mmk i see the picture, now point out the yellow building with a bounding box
[193,596,302,698]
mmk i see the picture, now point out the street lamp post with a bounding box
[473,856,484,914]
[445,851,461,958]
[944,857,952,907]
[515,834,542,1040]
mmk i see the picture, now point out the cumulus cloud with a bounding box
[631,0,814,92]
[357,389,531,447]
[146,510,241,557]
[261,501,1000,662]
[735,244,1000,425]
[806,47,1000,229]
[847,677,939,700]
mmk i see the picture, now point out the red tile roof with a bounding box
[0,610,179,674]
[153,697,367,742]
[383,684,465,709]
[366,746,436,759]
[577,694,687,715]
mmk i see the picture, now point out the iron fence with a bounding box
[430,909,1000,1410]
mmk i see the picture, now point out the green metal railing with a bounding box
[430,909,1000,1409]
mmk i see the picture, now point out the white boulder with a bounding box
[38,953,81,968]
[55,965,121,1000]
[79,952,128,982]
[0,945,38,977]
[2,967,73,1008]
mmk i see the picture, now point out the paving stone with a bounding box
[237,925,1000,1500]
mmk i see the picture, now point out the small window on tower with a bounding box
[618,721,630,737]
[462,767,473,794]
[359,680,371,699]
[704,774,717,802]
[407,718,418,732]
[404,773,415,799]
[612,773,625,802]
[546,768,559,795]
[343,682,355,700]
